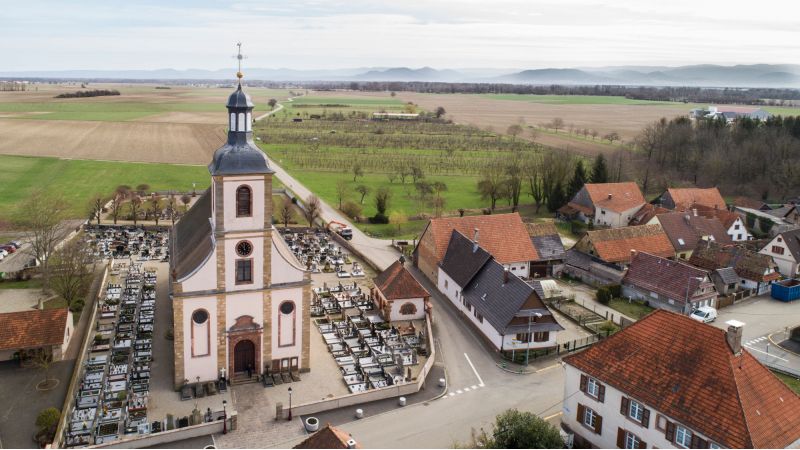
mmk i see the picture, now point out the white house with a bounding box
[559,182,646,228]
[0,308,74,362]
[562,311,800,449]
[438,230,562,353]
[759,229,800,278]
[371,257,429,322]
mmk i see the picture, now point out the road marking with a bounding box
[744,344,788,361]
[471,385,478,390]
[456,389,463,394]
[544,411,563,421]
[536,363,561,373]
[449,392,455,397]
[463,387,471,392]
[464,353,485,387]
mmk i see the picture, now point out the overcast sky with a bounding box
[2,0,798,71]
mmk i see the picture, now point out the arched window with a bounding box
[278,301,296,347]
[236,185,252,217]
[191,309,210,357]
[238,112,245,131]
[246,112,252,131]
[230,113,236,131]
[399,302,417,315]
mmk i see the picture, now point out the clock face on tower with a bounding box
[236,240,253,257]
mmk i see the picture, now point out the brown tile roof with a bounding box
[294,424,360,449]
[689,241,781,283]
[655,211,732,253]
[623,251,716,304]
[585,182,646,213]
[691,204,741,229]
[667,187,726,210]
[563,201,594,216]
[525,222,559,237]
[0,308,69,351]
[732,196,768,211]
[563,310,800,449]
[374,259,430,300]
[425,213,538,264]
[580,224,674,264]
[628,203,670,226]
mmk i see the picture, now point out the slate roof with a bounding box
[563,310,800,449]
[439,230,492,287]
[655,211,732,253]
[690,241,780,283]
[209,84,272,176]
[579,224,674,264]
[714,267,739,285]
[294,424,360,449]
[171,189,214,281]
[584,182,646,213]
[462,259,563,335]
[622,251,714,304]
[765,205,797,220]
[422,213,538,264]
[526,222,565,261]
[374,259,429,300]
[666,187,726,210]
[0,308,68,350]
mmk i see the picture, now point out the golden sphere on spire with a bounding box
[236,71,244,79]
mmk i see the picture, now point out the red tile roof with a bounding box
[0,308,69,351]
[585,182,646,213]
[623,251,716,304]
[374,259,430,300]
[667,187,726,210]
[294,424,360,449]
[580,224,674,264]
[689,241,781,283]
[628,204,670,226]
[655,211,732,253]
[690,204,741,229]
[563,310,800,449]
[425,213,538,264]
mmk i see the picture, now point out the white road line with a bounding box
[744,344,789,362]
[449,392,455,397]
[456,389,463,394]
[463,387,471,392]
[464,353,485,387]
[471,385,478,390]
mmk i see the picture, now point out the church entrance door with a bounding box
[233,339,255,374]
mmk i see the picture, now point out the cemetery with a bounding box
[83,225,170,262]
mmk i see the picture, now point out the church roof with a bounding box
[171,189,214,281]
[227,84,254,108]
[208,142,272,176]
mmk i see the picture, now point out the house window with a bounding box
[737,234,742,240]
[583,407,599,429]
[587,377,599,398]
[456,290,459,298]
[734,224,740,230]
[628,400,644,422]
[444,280,448,289]
[236,259,253,284]
[534,331,549,342]
[625,431,642,449]
[655,414,667,431]
[601,210,606,215]
[399,302,417,315]
[477,313,483,323]
[772,245,784,255]
[675,426,692,448]
[516,333,531,343]
[709,442,720,449]
[236,185,252,217]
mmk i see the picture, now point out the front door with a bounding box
[233,339,255,374]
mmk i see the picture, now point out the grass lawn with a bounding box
[0,278,42,289]
[0,155,210,223]
[773,371,800,395]
[0,101,271,121]
[608,298,655,320]
[43,297,68,310]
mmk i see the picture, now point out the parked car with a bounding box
[7,241,22,249]
[0,249,7,258]
[0,245,16,254]
[689,306,718,323]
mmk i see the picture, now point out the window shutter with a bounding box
[620,396,629,415]
[638,439,647,449]
[580,374,588,394]
[594,414,603,435]
[616,428,625,449]
[641,408,650,428]
[665,421,676,442]
[696,437,708,448]
[691,435,699,448]
[598,383,606,403]
[577,403,585,423]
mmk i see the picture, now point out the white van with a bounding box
[689,306,718,323]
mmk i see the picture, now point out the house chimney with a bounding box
[608,193,613,200]
[684,214,691,223]
[725,320,744,356]
[473,228,480,243]
[503,268,510,284]
[347,438,357,449]
[473,228,480,253]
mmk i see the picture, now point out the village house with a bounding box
[689,105,771,123]
[733,205,796,237]
[691,204,752,241]
[648,210,731,260]
[763,203,800,225]
[413,213,537,284]
[437,230,563,354]
[561,310,800,449]
[572,224,675,268]
[627,204,669,226]
[689,240,781,295]
[294,424,360,449]
[0,308,74,363]
[371,257,430,322]
[525,222,566,277]
[559,182,646,228]
[622,251,718,312]
[759,229,800,277]
[657,187,726,211]
[709,267,740,295]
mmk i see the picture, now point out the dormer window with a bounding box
[236,185,252,217]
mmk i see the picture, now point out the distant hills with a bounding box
[2,64,800,88]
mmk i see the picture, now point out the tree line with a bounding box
[54,89,120,98]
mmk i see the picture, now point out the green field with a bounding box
[773,371,800,395]
[278,95,407,118]
[0,155,210,222]
[481,94,677,105]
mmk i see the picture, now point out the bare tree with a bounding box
[355,184,370,204]
[303,195,322,228]
[352,163,364,182]
[129,195,142,225]
[590,129,599,140]
[115,185,131,200]
[135,184,150,197]
[166,192,178,225]
[49,238,93,311]
[88,194,104,225]
[551,117,564,133]
[268,98,277,109]
[278,197,294,228]
[603,131,621,144]
[180,194,191,211]
[477,159,506,210]
[109,194,123,225]
[20,190,69,292]
[528,127,539,142]
[435,106,446,118]
[148,194,163,225]
[336,180,348,209]
[525,154,546,213]
[505,156,524,212]
[410,162,425,183]
[506,124,523,140]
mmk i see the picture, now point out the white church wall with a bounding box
[183,296,219,383]
[389,297,426,321]
[270,286,304,363]
[226,291,264,331]
[224,235,264,291]
[180,247,217,292]
[222,175,265,232]
[271,235,305,284]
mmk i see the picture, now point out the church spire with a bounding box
[235,41,245,85]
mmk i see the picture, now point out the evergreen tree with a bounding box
[547,180,566,212]
[567,159,587,200]
[590,154,609,183]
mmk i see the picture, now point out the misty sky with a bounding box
[2,0,798,71]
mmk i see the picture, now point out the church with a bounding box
[170,65,311,388]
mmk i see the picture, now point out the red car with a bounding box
[0,245,15,254]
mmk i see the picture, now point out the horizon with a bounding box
[2,0,799,72]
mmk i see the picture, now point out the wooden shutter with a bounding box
[580,374,588,394]
[620,396,629,415]
[665,421,676,443]
[638,439,647,449]
[577,403,585,423]
[594,414,603,435]
[616,428,625,448]
[598,383,606,403]
[641,408,650,428]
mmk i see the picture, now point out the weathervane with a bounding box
[235,42,247,83]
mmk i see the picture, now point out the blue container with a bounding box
[771,279,800,302]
